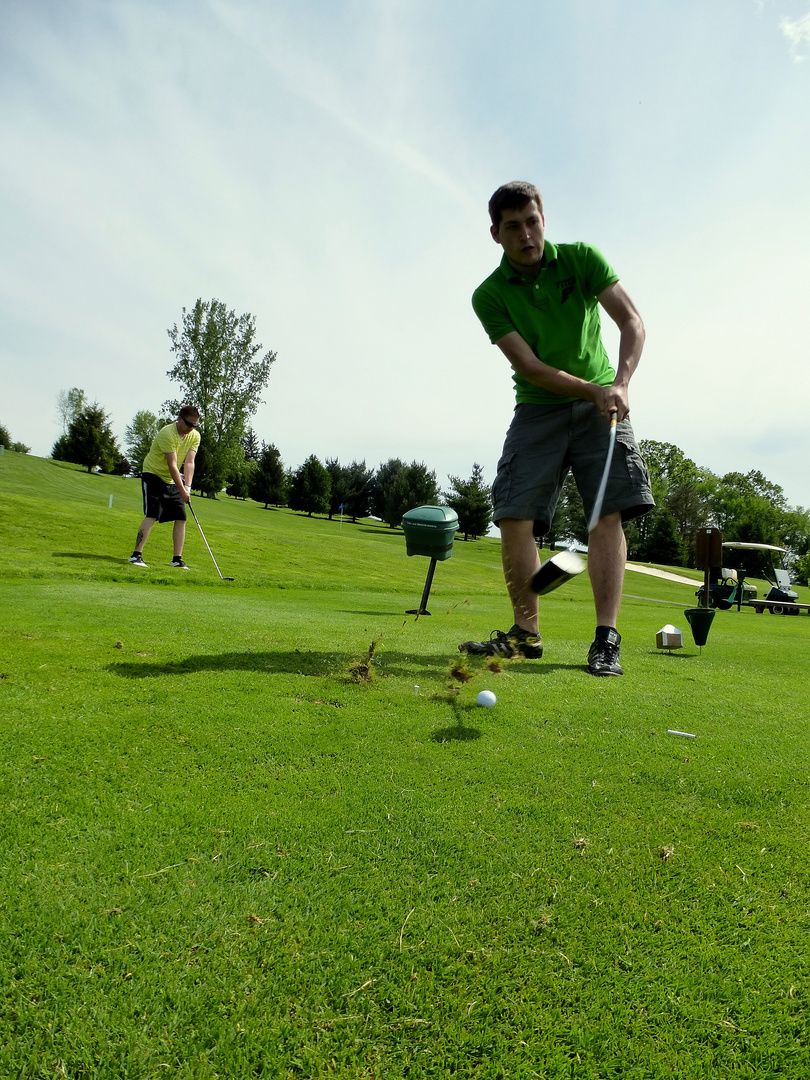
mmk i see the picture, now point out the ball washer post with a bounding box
[188,500,235,581]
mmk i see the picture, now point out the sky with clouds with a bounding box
[2,0,809,510]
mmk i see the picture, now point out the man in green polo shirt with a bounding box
[459,181,654,675]
[128,406,201,569]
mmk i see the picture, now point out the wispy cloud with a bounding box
[207,0,478,212]
[780,12,810,60]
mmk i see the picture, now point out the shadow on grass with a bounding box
[53,552,128,564]
[339,610,413,617]
[430,698,483,742]
[110,649,472,680]
[356,525,403,536]
[431,723,483,742]
[109,648,589,681]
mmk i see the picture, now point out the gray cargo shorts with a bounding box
[491,400,655,536]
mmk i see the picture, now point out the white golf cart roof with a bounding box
[722,542,787,554]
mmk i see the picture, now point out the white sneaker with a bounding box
[128,554,148,567]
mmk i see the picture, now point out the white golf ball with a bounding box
[476,690,497,707]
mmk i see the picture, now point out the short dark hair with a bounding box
[179,405,200,424]
[488,182,544,228]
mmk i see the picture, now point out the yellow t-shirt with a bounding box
[142,423,201,484]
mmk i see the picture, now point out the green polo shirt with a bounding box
[471,240,620,405]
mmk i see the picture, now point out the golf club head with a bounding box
[530,549,586,595]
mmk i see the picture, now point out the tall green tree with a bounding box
[547,474,587,548]
[55,388,87,435]
[164,298,276,496]
[381,461,439,528]
[250,443,287,508]
[289,455,331,516]
[325,458,351,520]
[710,470,785,546]
[124,410,161,473]
[242,428,261,462]
[639,508,687,566]
[371,459,405,521]
[192,435,245,497]
[225,457,257,500]
[781,507,810,571]
[444,464,492,540]
[342,461,375,522]
[637,440,717,563]
[323,459,375,521]
[52,404,122,473]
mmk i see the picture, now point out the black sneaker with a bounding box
[587,628,623,676]
[459,625,543,659]
[128,553,148,567]
[170,557,189,570]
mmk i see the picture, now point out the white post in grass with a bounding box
[109,494,113,508]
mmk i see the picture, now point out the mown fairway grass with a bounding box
[2,453,810,1079]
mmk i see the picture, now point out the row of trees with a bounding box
[50,299,275,486]
[48,297,494,540]
[0,423,30,454]
[47,380,810,577]
[226,445,494,540]
[52,389,130,474]
[49,394,494,540]
[547,439,810,582]
[44,295,810,577]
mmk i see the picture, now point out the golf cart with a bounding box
[696,542,800,614]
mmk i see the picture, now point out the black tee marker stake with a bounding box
[188,501,235,580]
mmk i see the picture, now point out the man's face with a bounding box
[177,416,198,435]
[491,199,545,272]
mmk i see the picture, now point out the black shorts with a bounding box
[141,473,187,523]
[492,400,655,535]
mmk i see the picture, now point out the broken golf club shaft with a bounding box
[188,501,234,580]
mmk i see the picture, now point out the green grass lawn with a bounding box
[2,453,810,1078]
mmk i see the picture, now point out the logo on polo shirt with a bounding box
[557,276,575,304]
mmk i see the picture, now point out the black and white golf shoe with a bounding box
[171,557,190,570]
[128,553,148,567]
[458,625,543,660]
[587,628,623,676]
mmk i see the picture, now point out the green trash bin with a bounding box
[401,505,458,561]
[400,506,458,615]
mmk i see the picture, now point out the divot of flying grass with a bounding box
[2,452,810,1078]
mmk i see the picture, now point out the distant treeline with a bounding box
[39,297,810,580]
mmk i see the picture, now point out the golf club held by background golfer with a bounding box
[189,500,235,580]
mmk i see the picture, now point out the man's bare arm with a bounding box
[494,279,645,421]
[596,280,645,421]
[494,333,609,410]
[164,451,191,503]
[182,449,196,494]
